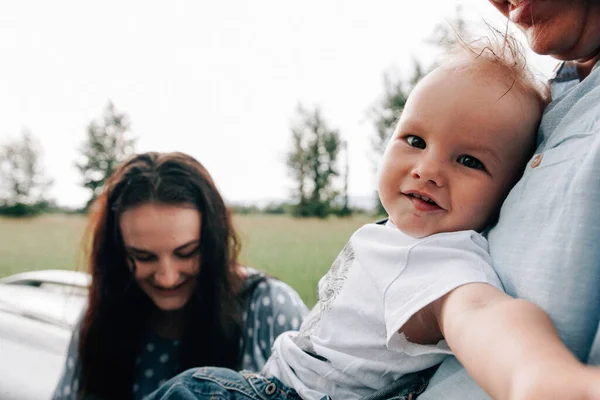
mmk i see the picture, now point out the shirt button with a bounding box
[530,153,543,168]
[265,382,277,395]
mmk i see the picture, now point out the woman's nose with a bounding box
[154,259,180,287]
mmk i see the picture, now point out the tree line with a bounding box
[0,10,465,218]
[0,84,405,219]
[0,101,135,216]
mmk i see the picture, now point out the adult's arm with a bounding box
[52,317,82,400]
[241,276,309,371]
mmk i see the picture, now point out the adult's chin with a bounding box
[152,298,189,312]
[523,25,579,60]
[523,29,554,56]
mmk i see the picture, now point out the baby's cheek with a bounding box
[471,202,498,231]
[453,202,489,232]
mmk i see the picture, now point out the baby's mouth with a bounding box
[403,192,445,212]
[407,193,439,207]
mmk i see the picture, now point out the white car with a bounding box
[0,270,89,400]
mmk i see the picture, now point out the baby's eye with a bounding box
[405,135,426,149]
[457,155,485,170]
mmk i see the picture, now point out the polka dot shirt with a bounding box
[52,268,308,400]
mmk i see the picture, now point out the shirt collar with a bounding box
[550,62,579,84]
[551,58,600,84]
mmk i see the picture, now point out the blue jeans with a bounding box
[144,365,435,400]
[144,367,300,400]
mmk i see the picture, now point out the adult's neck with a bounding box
[575,52,600,80]
[151,307,186,339]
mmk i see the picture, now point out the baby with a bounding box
[146,35,600,400]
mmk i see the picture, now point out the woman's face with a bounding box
[120,203,202,312]
[489,0,600,62]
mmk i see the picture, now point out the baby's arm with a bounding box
[431,283,600,400]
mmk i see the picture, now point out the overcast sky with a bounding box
[0,0,557,208]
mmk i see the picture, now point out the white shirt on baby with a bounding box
[262,223,503,400]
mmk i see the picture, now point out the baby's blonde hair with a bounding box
[440,27,550,113]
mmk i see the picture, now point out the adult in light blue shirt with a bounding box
[420,1,600,398]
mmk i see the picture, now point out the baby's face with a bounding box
[378,65,541,238]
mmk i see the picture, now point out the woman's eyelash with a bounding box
[132,254,155,262]
[128,247,199,261]
[176,248,200,259]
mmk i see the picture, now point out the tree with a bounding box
[286,105,342,218]
[0,129,53,216]
[76,101,135,209]
[336,140,352,217]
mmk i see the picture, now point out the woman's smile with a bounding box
[508,0,533,24]
[149,278,193,295]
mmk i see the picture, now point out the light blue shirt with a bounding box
[420,61,600,399]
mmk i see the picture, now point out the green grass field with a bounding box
[0,214,374,307]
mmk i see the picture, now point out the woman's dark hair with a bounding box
[77,152,244,399]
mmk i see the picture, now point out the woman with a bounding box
[417,1,600,399]
[53,152,308,400]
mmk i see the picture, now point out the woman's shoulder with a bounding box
[241,267,308,314]
[243,267,296,296]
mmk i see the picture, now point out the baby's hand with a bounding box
[511,362,600,400]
